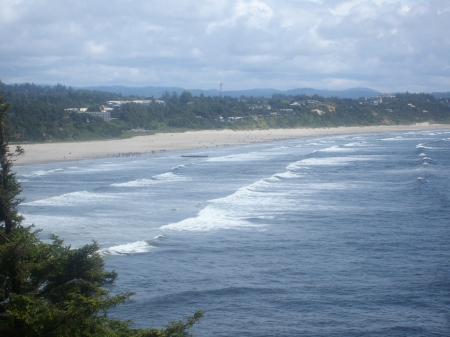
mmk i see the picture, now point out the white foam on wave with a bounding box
[22,190,116,207]
[318,145,354,152]
[260,170,300,183]
[223,185,288,204]
[287,155,377,170]
[244,178,284,192]
[419,153,426,157]
[21,162,127,179]
[155,172,181,180]
[264,176,280,183]
[111,179,156,187]
[100,241,152,256]
[67,162,126,175]
[161,169,297,231]
[160,205,256,231]
[344,142,367,147]
[21,168,64,178]
[416,143,435,149]
[111,172,187,187]
[207,151,276,162]
[295,140,336,148]
[381,136,405,141]
[273,171,300,179]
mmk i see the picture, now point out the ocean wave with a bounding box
[343,142,368,147]
[297,182,350,190]
[100,240,152,256]
[250,171,300,185]
[273,171,300,179]
[22,190,117,207]
[21,168,64,178]
[306,142,326,146]
[160,171,295,231]
[21,162,127,178]
[381,136,406,141]
[264,176,280,183]
[67,162,125,175]
[160,205,258,231]
[111,172,187,187]
[286,155,377,170]
[214,181,299,214]
[416,143,435,149]
[245,179,280,191]
[207,152,275,162]
[318,145,354,152]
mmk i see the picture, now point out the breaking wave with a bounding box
[111,172,187,187]
[22,190,116,207]
[100,240,152,256]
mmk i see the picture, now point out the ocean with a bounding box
[16,129,450,336]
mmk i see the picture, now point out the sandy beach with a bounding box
[13,124,450,166]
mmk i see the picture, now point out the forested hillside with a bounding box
[1,82,449,142]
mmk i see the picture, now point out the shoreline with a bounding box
[14,124,450,166]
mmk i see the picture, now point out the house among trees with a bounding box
[85,110,111,121]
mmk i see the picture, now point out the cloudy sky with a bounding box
[1,0,449,92]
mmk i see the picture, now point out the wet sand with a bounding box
[13,124,450,166]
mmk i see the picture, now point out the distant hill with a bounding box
[80,86,381,99]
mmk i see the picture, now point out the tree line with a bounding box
[1,82,449,142]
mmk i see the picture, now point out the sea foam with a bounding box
[100,241,152,256]
[416,143,435,149]
[160,205,256,231]
[318,146,354,152]
[286,155,377,171]
[21,168,64,178]
[22,190,116,207]
[111,172,187,187]
[207,151,278,162]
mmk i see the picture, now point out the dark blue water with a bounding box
[16,130,450,336]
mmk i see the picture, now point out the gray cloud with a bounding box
[1,0,449,92]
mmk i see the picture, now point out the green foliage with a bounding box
[0,83,125,141]
[1,82,449,143]
[0,90,203,336]
[0,229,130,336]
[0,228,204,337]
[0,96,24,234]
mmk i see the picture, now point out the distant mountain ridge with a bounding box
[80,85,381,99]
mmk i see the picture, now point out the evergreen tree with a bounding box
[0,96,24,234]
[0,91,203,336]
